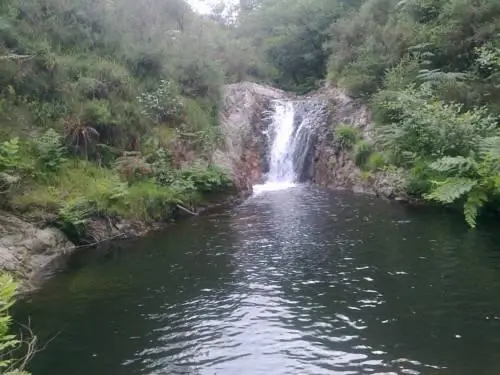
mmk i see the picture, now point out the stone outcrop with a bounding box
[310,85,406,199]
[215,81,405,199]
[0,213,74,292]
[213,82,291,190]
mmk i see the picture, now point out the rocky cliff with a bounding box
[0,213,74,292]
[213,82,292,189]
[216,81,404,199]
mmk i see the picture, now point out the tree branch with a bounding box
[0,54,34,60]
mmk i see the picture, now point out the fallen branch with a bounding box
[176,204,198,216]
[0,54,34,60]
[74,232,126,249]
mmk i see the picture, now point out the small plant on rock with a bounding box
[334,125,359,151]
[353,140,374,168]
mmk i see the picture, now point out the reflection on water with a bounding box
[14,185,500,375]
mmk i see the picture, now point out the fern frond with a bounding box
[425,177,476,204]
[375,124,404,149]
[429,156,476,175]
[479,136,500,160]
[463,188,487,228]
[417,69,468,83]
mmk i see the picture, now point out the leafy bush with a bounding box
[376,88,499,165]
[0,274,19,370]
[334,125,359,150]
[123,181,182,221]
[32,128,66,173]
[57,197,94,239]
[405,162,435,197]
[137,80,184,124]
[81,100,112,126]
[366,152,385,171]
[425,137,500,227]
[0,138,23,194]
[11,162,124,212]
[0,273,31,374]
[178,163,233,194]
[353,140,374,168]
[114,152,153,183]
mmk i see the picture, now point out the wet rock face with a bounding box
[213,82,290,190]
[216,82,403,199]
[310,85,405,199]
[0,213,74,292]
[311,86,373,190]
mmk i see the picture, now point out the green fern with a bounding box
[58,197,94,239]
[417,69,468,84]
[0,274,19,370]
[429,156,476,175]
[425,177,476,204]
[463,188,488,228]
[479,136,500,161]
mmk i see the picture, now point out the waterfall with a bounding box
[267,101,296,183]
[254,99,323,193]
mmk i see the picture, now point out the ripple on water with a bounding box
[14,185,500,375]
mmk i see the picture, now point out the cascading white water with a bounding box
[267,101,296,184]
[254,100,318,194]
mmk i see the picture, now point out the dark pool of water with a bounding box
[14,186,500,375]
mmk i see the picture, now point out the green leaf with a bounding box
[463,188,488,228]
[479,136,500,161]
[429,156,476,175]
[425,178,476,204]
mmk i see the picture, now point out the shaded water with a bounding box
[14,186,500,375]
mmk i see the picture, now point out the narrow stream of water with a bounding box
[14,186,500,375]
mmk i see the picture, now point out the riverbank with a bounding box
[0,190,249,294]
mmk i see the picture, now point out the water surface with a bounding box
[15,186,500,375]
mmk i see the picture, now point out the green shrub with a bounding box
[11,162,123,212]
[366,152,385,171]
[137,80,184,124]
[0,138,31,199]
[0,272,31,374]
[123,181,182,221]
[353,140,374,168]
[0,274,22,370]
[424,137,500,227]
[114,152,153,183]
[57,55,134,100]
[184,98,212,132]
[334,125,359,150]
[81,100,112,126]
[0,138,22,172]
[405,162,435,197]
[178,163,233,194]
[57,197,94,240]
[375,88,499,164]
[32,128,66,174]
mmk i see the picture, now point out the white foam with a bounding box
[252,182,296,195]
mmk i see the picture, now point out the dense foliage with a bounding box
[0,0,266,242]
